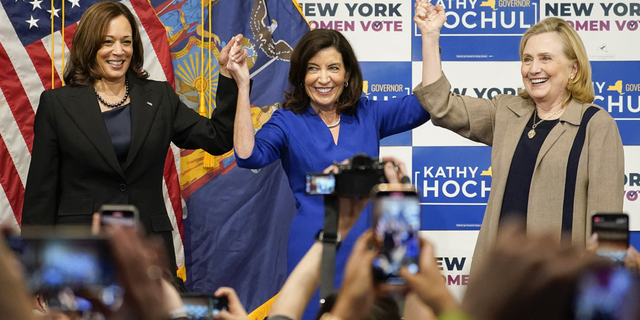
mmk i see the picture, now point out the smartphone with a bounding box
[371,184,421,285]
[99,204,139,228]
[11,230,118,293]
[573,267,640,320]
[305,173,335,195]
[592,213,629,264]
[179,293,229,319]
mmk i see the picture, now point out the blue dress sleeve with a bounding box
[360,95,430,138]
[235,109,288,169]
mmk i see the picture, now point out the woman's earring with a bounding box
[570,76,574,80]
[344,81,349,88]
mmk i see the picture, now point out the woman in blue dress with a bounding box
[227,28,430,302]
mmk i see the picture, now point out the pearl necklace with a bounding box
[95,79,129,108]
[326,116,341,128]
[528,107,563,139]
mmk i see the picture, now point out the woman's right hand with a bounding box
[225,38,250,88]
[414,0,446,35]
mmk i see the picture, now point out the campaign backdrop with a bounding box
[0,0,638,318]
[298,0,640,302]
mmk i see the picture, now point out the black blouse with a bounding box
[499,113,559,227]
[102,103,131,167]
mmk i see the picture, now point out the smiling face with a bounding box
[304,47,349,112]
[521,32,577,107]
[95,15,133,84]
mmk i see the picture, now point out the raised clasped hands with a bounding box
[414,0,446,34]
[219,34,248,79]
[224,35,250,88]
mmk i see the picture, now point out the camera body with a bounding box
[305,154,387,198]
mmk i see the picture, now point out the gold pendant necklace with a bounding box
[528,107,563,139]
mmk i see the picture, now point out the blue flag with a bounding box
[149,0,309,316]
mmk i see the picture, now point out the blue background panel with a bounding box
[421,204,485,231]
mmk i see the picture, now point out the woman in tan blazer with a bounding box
[413,2,624,273]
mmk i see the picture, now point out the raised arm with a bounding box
[414,0,446,87]
[225,36,254,160]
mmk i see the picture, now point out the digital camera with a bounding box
[305,154,387,198]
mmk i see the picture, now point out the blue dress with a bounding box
[236,94,430,288]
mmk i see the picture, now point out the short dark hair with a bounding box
[64,1,148,86]
[284,29,363,115]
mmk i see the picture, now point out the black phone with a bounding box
[592,213,629,264]
[371,184,421,285]
[99,204,139,228]
[179,293,229,319]
[305,173,336,195]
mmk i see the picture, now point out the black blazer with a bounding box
[22,75,239,257]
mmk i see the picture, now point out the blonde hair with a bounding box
[518,17,594,105]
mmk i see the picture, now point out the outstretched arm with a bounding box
[225,36,254,159]
[415,0,446,87]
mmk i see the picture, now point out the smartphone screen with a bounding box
[180,294,229,319]
[372,188,421,284]
[592,214,629,264]
[573,267,640,320]
[14,236,117,292]
[99,204,139,228]
[305,173,335,195]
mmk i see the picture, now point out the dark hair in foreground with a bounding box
[284,29,363,115]
[64,1,148,86]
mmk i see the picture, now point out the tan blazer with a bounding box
[414,74,624,274]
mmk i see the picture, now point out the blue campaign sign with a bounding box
[412,146,492,230]
[592,61,640,145]
[359,61,415,146]
[412,0,540,62]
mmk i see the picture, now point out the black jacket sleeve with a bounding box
[170,75,247,155]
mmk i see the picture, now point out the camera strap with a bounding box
[320,194,339,303]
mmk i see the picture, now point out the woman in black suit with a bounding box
[21,1,245,272]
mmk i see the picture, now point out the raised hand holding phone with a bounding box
[99,204,139,228]
[591,213,629,265]
[371,183,421,285]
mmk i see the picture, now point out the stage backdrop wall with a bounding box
[297,0,640,301]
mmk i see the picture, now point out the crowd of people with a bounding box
[6,0,637,319]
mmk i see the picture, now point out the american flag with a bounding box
[0,0,186,272]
